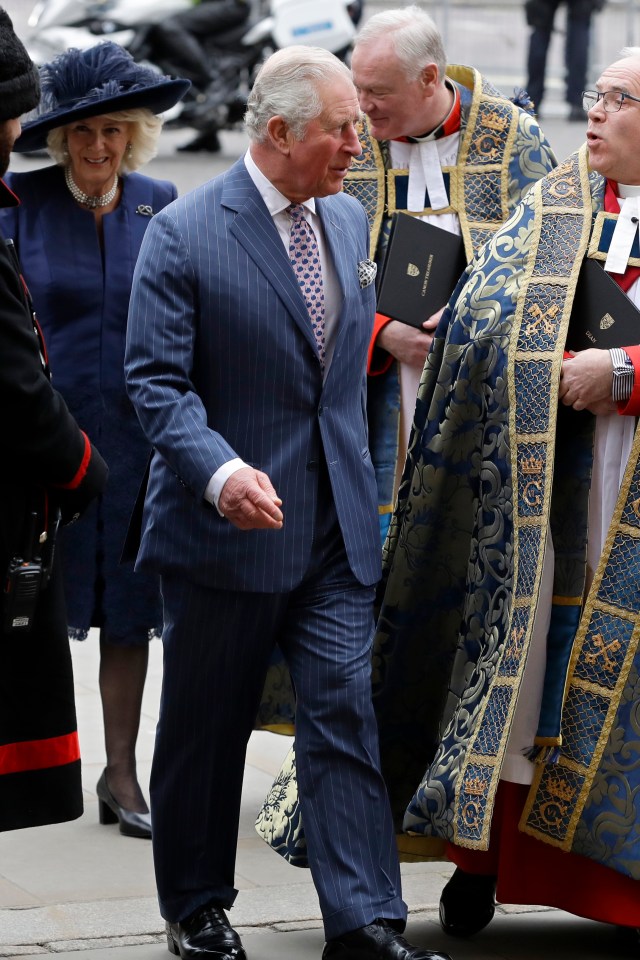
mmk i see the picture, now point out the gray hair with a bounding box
[47,107,163,172]
[619,46,640,64]
[245,46,353,143]
[354,6,447,83]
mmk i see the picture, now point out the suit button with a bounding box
[306,460,318,471]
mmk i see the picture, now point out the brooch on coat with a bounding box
[135,204,153,217]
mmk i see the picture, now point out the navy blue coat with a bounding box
[0,166,176,642]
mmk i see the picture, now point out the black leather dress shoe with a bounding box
[439,867,496,938]
[96,769,151,839]
[166,901,246,959]
[322,919,452,959]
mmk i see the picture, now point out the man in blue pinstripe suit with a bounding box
[125,46,451,960]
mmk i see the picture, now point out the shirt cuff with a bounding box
[205,458,248,515]
[616,344,640,416]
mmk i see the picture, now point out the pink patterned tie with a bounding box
[287,203,325,368]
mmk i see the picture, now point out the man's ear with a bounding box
[267,114,294,154]
[419,62,439,95]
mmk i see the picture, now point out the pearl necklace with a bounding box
[64,166,119,209]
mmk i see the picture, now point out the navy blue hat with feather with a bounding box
[14,42,190,153]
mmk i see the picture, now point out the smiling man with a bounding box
[125,45,451,960]
[369,46,640,945]
[345,5,556,543]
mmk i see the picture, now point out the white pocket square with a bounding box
[358,258,377,288]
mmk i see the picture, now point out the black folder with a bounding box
[376,213,467,328]
[566,258,640,351]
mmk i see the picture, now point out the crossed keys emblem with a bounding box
[584,633,621,673]
[525,302,559,337]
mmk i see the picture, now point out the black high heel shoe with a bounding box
[96,769,152,839]
[439,867,497,938]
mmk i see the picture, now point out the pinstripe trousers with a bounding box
[150,467,406,938]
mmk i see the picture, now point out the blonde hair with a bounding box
[47,107,163,172]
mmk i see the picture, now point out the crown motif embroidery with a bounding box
[482,110,508,133]
[464,776,487,797]
[547,777,575,803]
[521,455,543,475]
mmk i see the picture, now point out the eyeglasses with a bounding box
[582,89,640,113]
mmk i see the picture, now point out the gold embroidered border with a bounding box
[344,121,386,257]
[522,418,640,848]
[452,147,594,849]
[451,64,521,260]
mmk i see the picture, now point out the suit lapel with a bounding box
[317,198,352,299]
[316,197,355,368]
[222,162,318,355]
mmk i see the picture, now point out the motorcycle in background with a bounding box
[25,0,360,149]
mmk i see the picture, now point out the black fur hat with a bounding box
[14,42,190,153]
[0,7,40,122]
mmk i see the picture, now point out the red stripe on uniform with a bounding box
[0,731,80,775]
[58,432,91,490]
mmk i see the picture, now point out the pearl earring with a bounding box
[126,142,133,159]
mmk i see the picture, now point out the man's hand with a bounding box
[559,349,617,416]
[218,467,283,530]
[376,308,444,367]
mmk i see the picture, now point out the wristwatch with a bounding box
[610,347,634,402]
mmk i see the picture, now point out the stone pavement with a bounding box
[1,638,638,960]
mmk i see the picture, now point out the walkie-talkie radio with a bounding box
[4,512,44,633]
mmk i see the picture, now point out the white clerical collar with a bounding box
[618,182,640,198]
[605,185,640,273]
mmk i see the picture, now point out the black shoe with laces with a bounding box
[166,901,246,959]
[323,918,452,959]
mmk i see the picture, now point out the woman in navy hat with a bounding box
[0,42,189,840]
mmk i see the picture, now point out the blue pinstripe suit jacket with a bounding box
[125,158,381,592]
